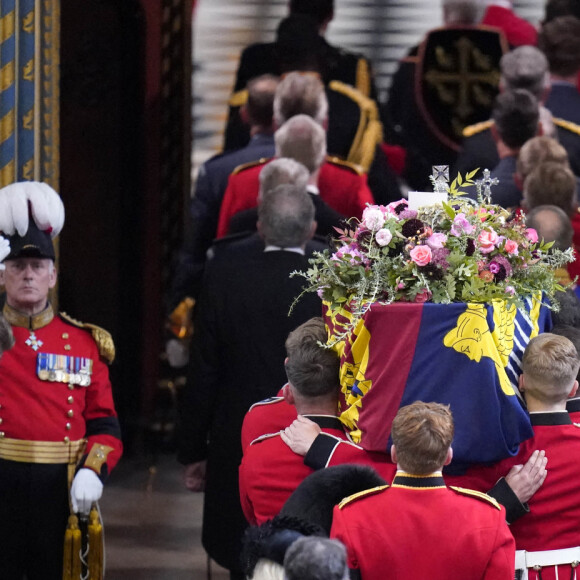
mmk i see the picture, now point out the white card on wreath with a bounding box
[407,191,448,211]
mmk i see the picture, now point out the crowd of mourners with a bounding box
[174,1,580,579]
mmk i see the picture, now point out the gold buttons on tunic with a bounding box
[64,345,71,351]
[0,432,4,438]
[67,396,74,404]
[67,410,74,418]
[66,422,71,430]
[64,436,70,443]
[62,333,69,339]
[68,384,74,390]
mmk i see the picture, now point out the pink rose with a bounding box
[504,239,519,255]
[426,232,447,249]
[414,289,432,303]
[375,228,393,246]
[478,229,499,254]
[409,245,432,266]
[526,228,539,243]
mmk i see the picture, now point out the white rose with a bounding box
[362,207,385,232]
[375,228,393,246]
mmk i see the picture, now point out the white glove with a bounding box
[71,468,104,515]
[166,338,189,368]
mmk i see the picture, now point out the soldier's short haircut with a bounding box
[257,184,314,248]
[516,136,569,180]
[523,333,580,403]
[274,115,327,174]
[0,315,14,355]
[284,317,339,398]
[492,89,539,149]
[539,16,580,77]
[391,402,454,475]
[259,159,309,201]
[526,205,574,251]
[246,75,279,128]
[500,46,549,99]
[274,73,328,127]
[284,537,349,580]
[289,0,334,27]
[523,162,577,215]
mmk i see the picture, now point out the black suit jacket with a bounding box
[455,118,580,180]
[168,135,276,309]
[177,238,323,571]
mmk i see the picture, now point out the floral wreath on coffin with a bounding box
[292,167,574,344]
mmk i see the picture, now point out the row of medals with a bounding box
[38,368,91,386]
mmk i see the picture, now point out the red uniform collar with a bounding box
[392,472,446,489]
[2,302,54,330]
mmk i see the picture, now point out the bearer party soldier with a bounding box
[0,182,123,580]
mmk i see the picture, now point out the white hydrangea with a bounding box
[362,207,385,232]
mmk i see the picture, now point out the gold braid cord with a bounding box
[328,80,383,172]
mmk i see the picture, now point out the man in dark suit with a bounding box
[488,89,540,208]
[225,17,401,206]
[230,0,377,104]
[540,16,580,125]
[456,45,580,179]
[169,75,278,308]
[177,185,324,580]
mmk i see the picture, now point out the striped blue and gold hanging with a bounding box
[18,0,35,181]
[0,0,16,184]
[0,0,58,188]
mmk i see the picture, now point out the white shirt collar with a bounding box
[264,245,305,255]
[307,184,320,196]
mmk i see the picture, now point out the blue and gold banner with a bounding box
[18,0,35,181]
[0,0,58,188]
[0,0,16,184]
[325,295,551,472]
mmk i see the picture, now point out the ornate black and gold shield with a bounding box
[415,26,508,151]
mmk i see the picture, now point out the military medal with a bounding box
[25,332,43,351]
[36,353,93,386]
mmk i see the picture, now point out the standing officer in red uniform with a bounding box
[0,182,123,580]
[331,402,515,580]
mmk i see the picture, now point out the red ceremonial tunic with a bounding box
[452,412,580,580]
[567,397,580,425]
[240,390,296,452]
[303,431,396,481]
[216,157,374,237]
[331,472,515,580]
[481,4,538,47]
[0,303,122,475]
[239,414,351,525]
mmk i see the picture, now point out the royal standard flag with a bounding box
[324,295,551,472]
